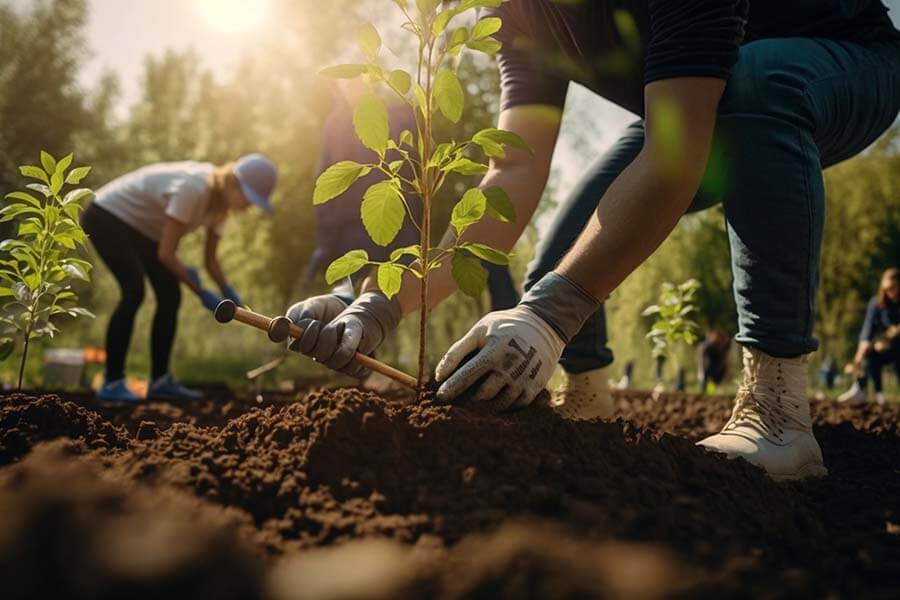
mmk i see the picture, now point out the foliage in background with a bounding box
[642,279,700,361]
[0,152,94,389]
[314,0,525,387]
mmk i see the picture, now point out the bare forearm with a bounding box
[160,254,201,294]
[205,255,227,289]
[555,150,698,300]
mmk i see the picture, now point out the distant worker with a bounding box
[697,330,732,394]
[81,154,278,401]
[838,267,900,405]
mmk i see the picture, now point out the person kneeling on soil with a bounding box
[82,155,278,402]
[286,1,900,481]
[838,267,900,406]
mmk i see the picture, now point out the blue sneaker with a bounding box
[97,378,141,402]
[147,374,203,401]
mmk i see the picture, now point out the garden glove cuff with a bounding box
[519,271,601,343]
[292,291,401,379]
[198,289,222,312]
[221,283,243,307]
[434,304,566,410]
[285,293,352,353]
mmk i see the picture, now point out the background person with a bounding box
[838,267,900,405]
[698,330,732,394]
[81,154,277,401]
[286,1,900,480]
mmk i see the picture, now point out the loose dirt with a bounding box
[1,388,898,599]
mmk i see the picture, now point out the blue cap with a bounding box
[234,153,277,214]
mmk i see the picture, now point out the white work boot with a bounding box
[550,367,614,421]
[698,347,827,481]
[837,381,866,404]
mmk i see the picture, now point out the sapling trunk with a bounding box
[17,335,29,392]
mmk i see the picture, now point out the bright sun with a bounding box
[193,0,271,34]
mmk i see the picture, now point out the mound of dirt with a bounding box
[2,389,899,598]
[0,440,263,600]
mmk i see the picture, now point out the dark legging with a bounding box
[81,204,180,381]
[859,346,900,393]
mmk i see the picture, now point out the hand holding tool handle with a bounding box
[214,300,418,390]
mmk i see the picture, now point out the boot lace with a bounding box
[724,353,810,444]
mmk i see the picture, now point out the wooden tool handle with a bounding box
[215,301,418,390]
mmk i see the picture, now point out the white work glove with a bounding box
[435,306,565,410]
[287,291,401,379]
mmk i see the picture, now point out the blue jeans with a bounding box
[525,38,900,373]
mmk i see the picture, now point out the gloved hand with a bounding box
[435,272,600,410]
[435,306,565,410]
[185,266,201,288]
[288,291,401,379]
[285,293,352,352]
[221,283,243,307]
[198,289,222,312]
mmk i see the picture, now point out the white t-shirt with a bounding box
[94,161,226,241]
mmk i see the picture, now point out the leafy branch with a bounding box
[0,152,95,390]
[642,279,701,380]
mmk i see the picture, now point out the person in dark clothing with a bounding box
[286,1,900,480]
[698,330,732,394]
[82,155,277,402]
[838,267,900,405]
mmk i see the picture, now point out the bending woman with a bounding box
[839,267,900,405]
[81,154,277,401]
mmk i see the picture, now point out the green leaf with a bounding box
[434,69,464,123]
[443,157,488,176]
[457,0,501,11]
[377,263,404,299]
[62,262,89,281]
[642,305,661,316]
[313,161,372,205]
[466,37,502,54]
[65,166,91,185]
[473,128,531,153]
[393,0,408,9]
[416,0,440,16]
[399,129,414,147]
[320,64,369,79]
[66,307,95,319]
[40,151,57,174]
[429,142,455,168]
[0,239,28,252]
[462,242,509,265]
[357,23,381,60]
[471,17,501,40]
[13,282,30,303]
[353,91,390,157]
[414,84,428,116]
[451,252,488,299]
[0,337,13,361]
[361,180,405,247]
[432,8,456,35]
[483,187,516,222]
[26,183,51,197]
[388,69,412,94]
[0,204,43,222]
[63,188,93,205]
[20,166,49,184]
[450,188,487,236]
[50,170,64,196]
[390,245,421,261]
[326,249,370,285]
[4,191,41,207]
[55,153,73,178]
[447,27,469,56]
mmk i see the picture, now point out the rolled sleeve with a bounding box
[644,0,748,85]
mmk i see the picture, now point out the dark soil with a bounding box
[1,388,898,599]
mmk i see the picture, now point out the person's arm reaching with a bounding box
[158,217,222,311]
[435,77,726,407]
[204,227,243,306]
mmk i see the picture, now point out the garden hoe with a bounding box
[214,300,418,390]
